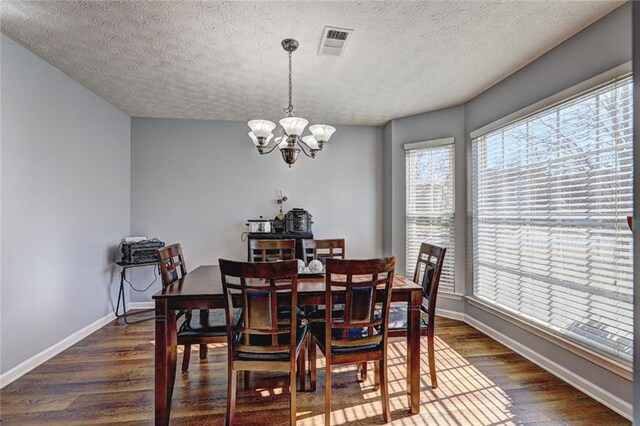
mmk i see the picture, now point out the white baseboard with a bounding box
[464,315,633,421]
[128,301,154,310]
[435,308,466,322]
[0,312,116,389]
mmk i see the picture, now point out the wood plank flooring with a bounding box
[0,314,629,425]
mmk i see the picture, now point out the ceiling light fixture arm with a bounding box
[257,140,282,155]
[297,137,319,158]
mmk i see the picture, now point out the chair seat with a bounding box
[386,303,429,330]
[236,324,308,361]
[309,321,381,355]
[178,308,241,337]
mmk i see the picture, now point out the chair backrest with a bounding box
[324,257,396,351]
[248,239,295,262]
[301,238,345,264]
[412,242,446,325]
[219,259,299,359]
[157,243,187,287]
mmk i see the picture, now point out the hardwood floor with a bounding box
[1,314,629,425]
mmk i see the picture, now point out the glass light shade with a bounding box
[248,132,273,146]
[308,124,336,142]
[302,135,320,150]
[247,120,276,138]
[279,117,308,136]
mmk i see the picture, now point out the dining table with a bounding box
[153,265,423,425]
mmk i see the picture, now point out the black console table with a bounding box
[247,232,313,261]
[115,261,158,324]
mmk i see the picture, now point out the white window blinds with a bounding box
[472,75,633,363]
[406,139,455,292]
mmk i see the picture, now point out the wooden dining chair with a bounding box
[219,258,307,426]
[248,239,295,262]
[247,239,300,387]
[301,238,345,264]
[309,257,396,425]
[386,242,446,388]
[157,243,228,373]
[301,238,346,376]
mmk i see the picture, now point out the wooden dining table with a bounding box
[153,265,423,425]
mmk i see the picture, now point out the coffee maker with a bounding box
[285,208,313,234]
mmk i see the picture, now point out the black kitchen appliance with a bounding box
[121,238,165,264]
[285,208,313,234]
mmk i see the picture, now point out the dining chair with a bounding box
[248,239,295,262]
[300,238,347,377]
[301,238,346,264]
[309,257,396,425]
[157,243,228,373]
[246,238,301,388]
[219,258,307,426]
[386,242,446,388]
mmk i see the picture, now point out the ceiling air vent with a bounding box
[318,26,354,56]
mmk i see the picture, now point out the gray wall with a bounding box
[382,121,393,256]
[129,118,383,301]
[1,35,131,374]
[382,106,466,313]
[463,2,632,408]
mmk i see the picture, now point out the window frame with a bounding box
[404,137,457,293]
[468,64,633,375]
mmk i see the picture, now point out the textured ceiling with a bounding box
[1,1,624,126]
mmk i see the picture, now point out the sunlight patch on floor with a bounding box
[259,387,284,397]
[297,337,516,425]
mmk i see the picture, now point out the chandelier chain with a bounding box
[286,50,294,117]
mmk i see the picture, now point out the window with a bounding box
[406,138,455,292]
[472,75,633,363]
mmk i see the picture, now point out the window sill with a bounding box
[439,292,465,301]
[466,296,632,380]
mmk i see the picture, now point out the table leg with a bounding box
[408,290,421,414]
[155,299,177,425]
[168,311,178,405]
[406,317,411,395]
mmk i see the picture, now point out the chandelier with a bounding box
[247,38,336,167]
